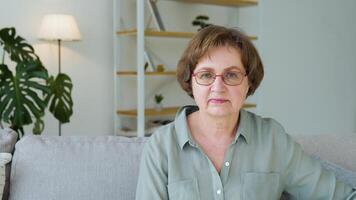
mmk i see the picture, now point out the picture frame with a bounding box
[147,0,165,31]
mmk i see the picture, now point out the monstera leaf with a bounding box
[0,27,74,136]
[0,28,38,63]
[0,60,49,125]
[47,74,73,123]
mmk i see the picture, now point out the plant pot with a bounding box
[154,103,163,112]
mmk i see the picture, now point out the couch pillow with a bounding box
[0,153,12,200]
[0,128,17,200]
[0,129,18,153]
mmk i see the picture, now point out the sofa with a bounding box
[1,128,356,200]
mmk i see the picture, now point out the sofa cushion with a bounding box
[10,135,147,200]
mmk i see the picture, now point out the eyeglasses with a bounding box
[192,70,247,86]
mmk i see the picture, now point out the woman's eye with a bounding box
[199,72,213,79]
[225,72,239,79]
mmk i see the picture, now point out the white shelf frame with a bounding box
[115,0,146,137]
[137,0,145,137]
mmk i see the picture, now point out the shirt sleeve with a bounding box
[282,133,356,200]
[135,135,168,200]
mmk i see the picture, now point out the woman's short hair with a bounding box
[176,25,264,98]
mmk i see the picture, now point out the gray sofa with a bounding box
[1,128,356,200]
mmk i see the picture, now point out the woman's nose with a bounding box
[211,76,226,91]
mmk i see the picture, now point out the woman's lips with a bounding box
[209,99,228,104]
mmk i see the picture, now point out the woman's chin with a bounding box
[206,106,234,117]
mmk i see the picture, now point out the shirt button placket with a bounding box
[216,188,224,200]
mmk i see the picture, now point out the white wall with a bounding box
[1,0,355,136]
[142,0,356,135]
[257,0,356,135]
[0,0,114,136]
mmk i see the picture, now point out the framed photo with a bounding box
[147,0,165,31]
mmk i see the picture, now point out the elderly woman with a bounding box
[135,25,356,199]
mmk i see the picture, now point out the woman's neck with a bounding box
[190,110,239,142]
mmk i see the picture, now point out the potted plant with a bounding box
[0,27,73,137]
[192,15,212,31]
[154,94,164,111]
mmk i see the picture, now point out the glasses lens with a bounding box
[196,71,215,85]
[223,71,243,85]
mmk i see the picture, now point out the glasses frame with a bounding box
[192,70,247,86]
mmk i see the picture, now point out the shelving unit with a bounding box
[114,0,259,137]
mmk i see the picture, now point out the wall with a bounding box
[1,0,355,136]
[136,0,356,135]
[0,0,114,136]
[256,0,356,134]
[146,0,356,135]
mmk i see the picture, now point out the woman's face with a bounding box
[192,46,249,117]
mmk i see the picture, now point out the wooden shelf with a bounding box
[117,29,257,40]
[117,29,194,38]
[117,104,257,117]
[172,0,258,7]
[117,71,176,76]
[242,103,257,109]
[117,107,179,117]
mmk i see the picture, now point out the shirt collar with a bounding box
[174,105,252,150]
[174,105,197,150]
[232,109,251,144]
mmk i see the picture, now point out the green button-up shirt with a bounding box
[136,105,356,200]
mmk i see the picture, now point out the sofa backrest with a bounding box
[10,135,147,200]
[292,133,356,172]
[7,133,356,200]
[292,133,356,188]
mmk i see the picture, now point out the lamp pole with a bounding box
[58,39,62,136]
[58,39,61,73]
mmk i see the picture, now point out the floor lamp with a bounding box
[38,14,81,136]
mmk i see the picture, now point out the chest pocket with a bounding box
[242,172,281,200]
[167,179,200,200]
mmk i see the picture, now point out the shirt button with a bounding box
[225,161,230,167]
[217,189,221,195]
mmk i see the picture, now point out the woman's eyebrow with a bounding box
[225,66,243,71]
[196,67,214,71]
[196,66,244,72]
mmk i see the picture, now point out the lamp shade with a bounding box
[38,14,81,41]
